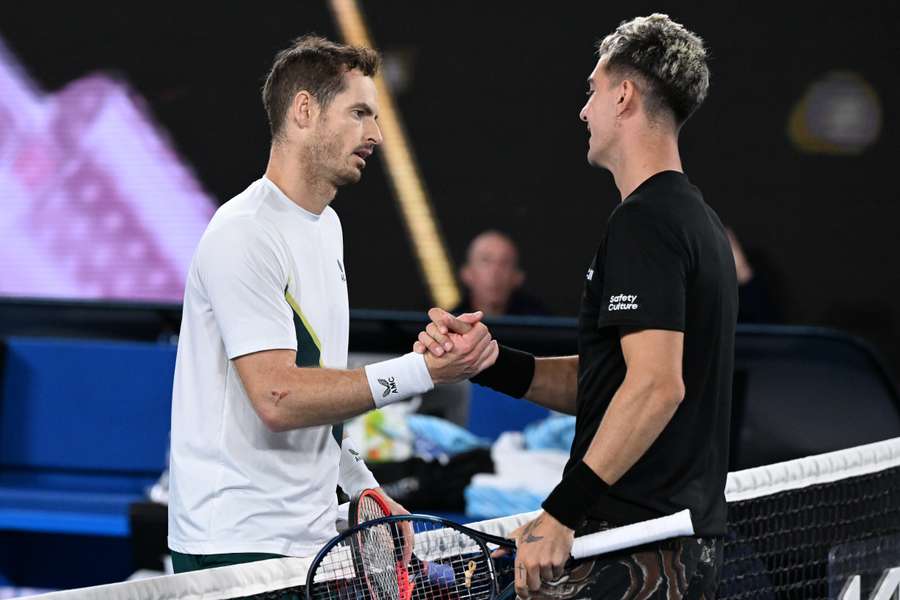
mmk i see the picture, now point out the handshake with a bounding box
[362,308,506,411]
[413,308,499,385]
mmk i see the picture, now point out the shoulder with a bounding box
[203,211,274,250]
[607,198,666,233]
[196,211,287,278]
[606,197,689,259]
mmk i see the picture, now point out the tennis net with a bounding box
[25,435,900,599]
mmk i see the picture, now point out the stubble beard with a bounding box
[306,125,361,190]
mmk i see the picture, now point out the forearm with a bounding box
[523,356,579,414]
[247,364,374,431]
[237,350,437,431]
[582,375,683,484]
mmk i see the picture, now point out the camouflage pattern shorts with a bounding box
[522,531,722,600]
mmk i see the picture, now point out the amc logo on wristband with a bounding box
[378,377,398,398]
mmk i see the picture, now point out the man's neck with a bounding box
[609,129,683,200]
[265,143,336,215]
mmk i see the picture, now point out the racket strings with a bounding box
[357,494,389,521]
[360,521,403,599]
[309,517,500,599]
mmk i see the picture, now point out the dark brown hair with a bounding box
[262,35,380,140]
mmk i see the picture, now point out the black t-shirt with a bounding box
[567,170,737,536]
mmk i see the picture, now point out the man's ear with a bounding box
[289,90,318,130]
[615,79,638,118]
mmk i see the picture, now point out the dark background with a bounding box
[0,1,897,373]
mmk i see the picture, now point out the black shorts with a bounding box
[523,521,723,600]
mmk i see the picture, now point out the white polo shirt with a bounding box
[168,176,351,557]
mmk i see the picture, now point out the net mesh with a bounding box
[719,461,900,599]
[27,436,900,600]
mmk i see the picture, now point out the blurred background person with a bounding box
[452,230,550,317]
[726,227,781,324]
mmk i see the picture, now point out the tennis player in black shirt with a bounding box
[415,14,737,599]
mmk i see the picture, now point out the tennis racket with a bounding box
[348,489,414,600]
[349,488,464,599]
[306,507,694,599]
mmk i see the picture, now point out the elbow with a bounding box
[259,410,293,433]
[252,389,304,432]
[628,372,684,409]
[652,376,685,408]
[254,400,290,432]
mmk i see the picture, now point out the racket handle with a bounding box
[571,509,694,559]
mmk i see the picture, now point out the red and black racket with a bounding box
[349,488,394,526]
[348,489,414,600]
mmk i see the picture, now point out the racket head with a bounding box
[305,514,509,600]
[348,488,412,598]
[349,487,392,526]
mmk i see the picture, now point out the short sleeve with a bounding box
[597,205,688,331]
[196,219,297,359]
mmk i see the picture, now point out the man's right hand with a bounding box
[415,308,498,384]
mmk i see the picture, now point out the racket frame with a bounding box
[349,487,392,526]
[305,514,516,600]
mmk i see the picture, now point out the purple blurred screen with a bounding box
[0,39,215,303]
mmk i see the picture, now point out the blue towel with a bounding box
[523,415,576,451]
[464,485,544,520]
[406,414,490,456]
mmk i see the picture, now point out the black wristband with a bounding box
[541,461,610,530]
[469,344,535,398]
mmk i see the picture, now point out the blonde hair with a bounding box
[597,14,709,126]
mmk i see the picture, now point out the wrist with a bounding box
[364,352,434,408]
[469,344,535,398]
[541,511,574,533]
[541,461,610,531]
[422,352,446,385]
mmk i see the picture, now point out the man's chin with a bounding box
[587,152,608,171]
[335,168,363,187]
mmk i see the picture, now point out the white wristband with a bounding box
[338,436,379,497]
[364,352,434,408]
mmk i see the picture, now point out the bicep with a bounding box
[233,349,297,405]
[198,222,296,359]
[620,328,684,385]
[598,206,688,332]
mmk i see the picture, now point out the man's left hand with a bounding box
[511,512,574,598]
